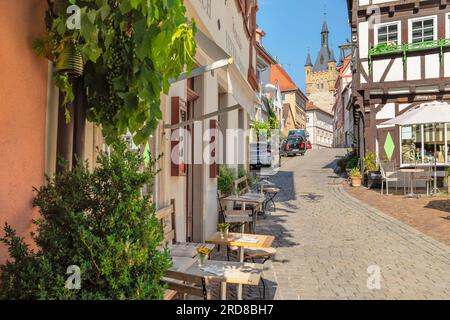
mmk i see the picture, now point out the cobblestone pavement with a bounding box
[254,148,450,300]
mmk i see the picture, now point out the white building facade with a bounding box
[151,0,259,243]
[306,103,334,149]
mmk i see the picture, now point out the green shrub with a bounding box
[363,152,379,173]
[218,166,235,196]
[346,155,360,170]
[0,142,171,300]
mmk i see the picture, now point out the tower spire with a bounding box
[305,48,313,67]
[321,13,329,47]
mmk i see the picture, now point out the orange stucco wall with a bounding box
[0,1,48,263]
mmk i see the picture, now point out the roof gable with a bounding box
[270,64,298,92]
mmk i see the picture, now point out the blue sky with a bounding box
[257,0,351,91]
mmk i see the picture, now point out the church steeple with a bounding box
[321,15,329,47]
[305,52,313,67]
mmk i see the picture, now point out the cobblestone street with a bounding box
[256,149,450,300]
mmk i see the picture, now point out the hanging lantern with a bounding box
[56,40,83,78]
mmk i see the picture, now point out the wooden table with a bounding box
[182,260,264,300]
[170,256,197,273]
[205,232,274,300]
[399,168,424,198]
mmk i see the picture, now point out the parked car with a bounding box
[288,129,308,140]
[281,137,307,157]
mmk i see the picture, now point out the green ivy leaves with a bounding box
[41,0,196,145]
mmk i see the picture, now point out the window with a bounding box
[401,125,422,165]
[401,123,450,166]
[376,23,399,45]
[409,16,437,43]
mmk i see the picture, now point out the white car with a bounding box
[250,142,272,168]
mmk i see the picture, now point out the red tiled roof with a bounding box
[270,64,298,92]
[306,101,317,111]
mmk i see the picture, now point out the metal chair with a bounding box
[414,159,433,197]
[380,161,399,195]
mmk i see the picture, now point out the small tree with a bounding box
[0,143,170,300]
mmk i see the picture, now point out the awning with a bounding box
[380,101,450,127]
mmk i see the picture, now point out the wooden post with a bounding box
[73,77,87,167]
[56,84,75,173]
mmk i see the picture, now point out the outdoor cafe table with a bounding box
[168,257,263,300]
[399,168,424,198]
[205,232,275,300]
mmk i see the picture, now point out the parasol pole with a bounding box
[431,124,440,195]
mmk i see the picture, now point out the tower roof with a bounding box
[329,48,336,62]
[313,48,335,72]
[305,52,313,67]
[321,18,329,34]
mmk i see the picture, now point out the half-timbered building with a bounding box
[348,0,450,172]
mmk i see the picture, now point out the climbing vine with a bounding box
[34,0,196,144]
[253,96,280,139]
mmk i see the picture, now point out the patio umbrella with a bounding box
[380,101,450,194]
[381,101,450,126]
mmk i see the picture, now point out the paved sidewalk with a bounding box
[255,148,450,300]
[344,183,450,246]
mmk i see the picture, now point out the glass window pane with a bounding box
[424,124,445,164]
[412,30,422,37]
[389,25,398,32]
[412,21,423,30]
[389,34,398,42]
[378,35,388,44]
[423,19,434,28]
[402,125,422,164]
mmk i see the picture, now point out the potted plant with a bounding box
[218,223,230,240]
[196,248,211,267]
[55,38,84,78]
[349,167,363,187]
[363,152,381,189]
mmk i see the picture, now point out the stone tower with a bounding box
[305,16,338,114]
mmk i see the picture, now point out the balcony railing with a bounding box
[368,38,450,74]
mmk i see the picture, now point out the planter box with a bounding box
[366,171,382,189]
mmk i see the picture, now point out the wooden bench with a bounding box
[156,200,215,256]
[233,176,249,195]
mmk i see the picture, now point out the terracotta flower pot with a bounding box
[351,177,362,187]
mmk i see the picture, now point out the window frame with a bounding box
[446,12,450,39]
[408,15,438,44]
[374,21,402,46]
[399,123,449,167]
